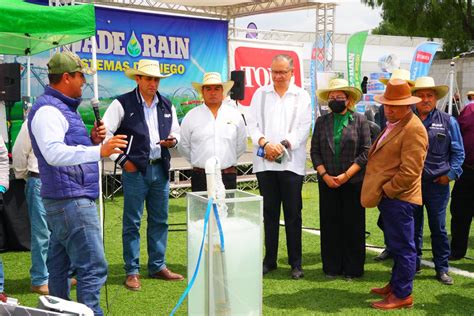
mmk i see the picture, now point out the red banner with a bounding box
[233,46,302,106]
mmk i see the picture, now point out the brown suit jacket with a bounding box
[361,111,428,208]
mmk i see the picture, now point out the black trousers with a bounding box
[319,180,366,277]
[450,166,474,258]
[191,171,237,192]
[256,170,303,269]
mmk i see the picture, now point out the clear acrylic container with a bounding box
[187,190,263,316]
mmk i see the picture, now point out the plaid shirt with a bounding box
[310,111,371,183]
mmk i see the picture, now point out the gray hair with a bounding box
[272,54,294,70]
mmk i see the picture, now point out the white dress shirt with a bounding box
[103,92,180,161]
[246,83,312,176]
[30,106,101,167]
[178,103,247,169]
[12,120,39,179]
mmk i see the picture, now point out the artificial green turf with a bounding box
[2,182,473,315]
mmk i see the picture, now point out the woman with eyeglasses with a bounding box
[310,78,371,280]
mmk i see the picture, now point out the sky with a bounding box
[235,0,383,34]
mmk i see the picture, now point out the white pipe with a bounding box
[205,157,220,316]
[448,61,455,115]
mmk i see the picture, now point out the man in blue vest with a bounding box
[412,76,465,285]
[103,59,182,291]
[28,51,128,315]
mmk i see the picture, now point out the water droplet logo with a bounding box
[127,31,142,57]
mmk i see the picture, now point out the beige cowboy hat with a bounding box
[125,59,172,79]
[466,91,474,96]
[379,69,415,86]
[374,79,421,106]
[411,76,449,100]
[192,72,234,96]
[316,78,362,103]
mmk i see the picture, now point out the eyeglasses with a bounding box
[328,97,347,102]
[271,69,291,76]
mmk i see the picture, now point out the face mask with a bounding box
[328,100,346,113]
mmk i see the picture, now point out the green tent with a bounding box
[0,0,95,56]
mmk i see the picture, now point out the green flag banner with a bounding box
[347,31,368,89]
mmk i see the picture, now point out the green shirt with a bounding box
[333,111,353,167]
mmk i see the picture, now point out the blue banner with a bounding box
[8,6,228,122]
[410,41,440,80]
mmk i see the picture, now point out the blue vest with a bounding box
[28,86,99,200]
[423,109,452,181]
[115,88,172,176]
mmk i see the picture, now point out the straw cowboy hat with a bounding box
[316,78,362,103]
[124,59,172,79]
[192,72,234,96]
[374,79,421,106]
[411,76,449,100]
[466,91,474,96]
[379,69,415,86]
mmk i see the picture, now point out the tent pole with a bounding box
[27,56,31,98]
[91,35,104,239]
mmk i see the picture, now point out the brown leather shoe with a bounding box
[124,274,141,291]
[370,283,392,297]
[371,293,413,310]
[31,284,49,295]
[150,268,184,281]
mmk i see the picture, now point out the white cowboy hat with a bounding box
[466,91,474,96]
[379,69,415,86]
[192,72,234,96]
[124,59,172,79]
[316,78,362,103]
[411,76,449,100]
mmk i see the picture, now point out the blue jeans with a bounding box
[414,181,451,273]
[122,163,169,275]
[43,198,107,316]
[0,256,4,293]
[379,197,417,299]
[25,177,49,286]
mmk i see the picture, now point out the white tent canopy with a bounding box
[75,0,333,19]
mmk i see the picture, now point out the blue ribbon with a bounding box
[170,198,226,315]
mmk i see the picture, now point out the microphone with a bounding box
[91,98,101,125]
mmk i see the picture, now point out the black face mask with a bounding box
[328,100,346,113]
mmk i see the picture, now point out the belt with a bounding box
[149,158,162,165]
[28,171,40,178]
[192,166,237,174]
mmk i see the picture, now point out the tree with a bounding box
[362,0,474,58]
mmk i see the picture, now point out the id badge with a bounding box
[257,146,265,158]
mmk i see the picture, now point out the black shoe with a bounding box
[374,249,392,261]
[449,255,463,261]
[291,267,304,280]
[436,272,454,285]
[263,264,277,275]
[325,273,338,279]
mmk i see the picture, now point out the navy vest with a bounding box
[28,86,99,200]
[423,109,452,181]
[115,88,172,176]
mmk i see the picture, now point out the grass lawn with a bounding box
[2,182,474,315]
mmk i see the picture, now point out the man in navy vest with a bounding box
[28,51,128,315]
[412,76,465,285]
[103,59,182,291]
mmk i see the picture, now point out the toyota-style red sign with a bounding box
[234,46,302,106]
[415,51,432,63]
